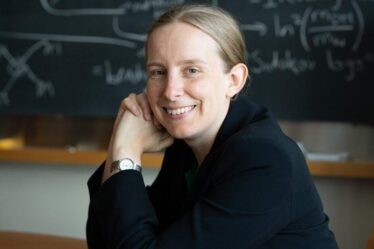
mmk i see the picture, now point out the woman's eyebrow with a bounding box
[178,59,207,65]
[146,62,164,68]
[146,59,207,68]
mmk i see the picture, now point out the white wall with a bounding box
[0,162,373,249]
[0,162,159,238]
[313,177,374,249]
[0,162,94,238]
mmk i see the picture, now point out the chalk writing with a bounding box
[0,31,137,48]
[0,41,58,106]
[241,22,268,36]
[248,0,319,9]
[41,0,185,17]
[274,13,296,37]
[92,61,147,86]
[0,0,372,121]
[326,51,374,81]
[241,1,365,53]
[299,2,365,51]
[249,50,316,75]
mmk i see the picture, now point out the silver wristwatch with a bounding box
[111,158,142,173]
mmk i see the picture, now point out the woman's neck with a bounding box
[189,139,214,166]
[184,103,230,166]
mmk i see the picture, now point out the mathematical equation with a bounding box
[242,0,365,51]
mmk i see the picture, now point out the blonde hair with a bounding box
[147,4,247,73]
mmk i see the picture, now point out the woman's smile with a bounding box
[164,105,196,119]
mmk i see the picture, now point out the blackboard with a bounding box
[0,0,373,124]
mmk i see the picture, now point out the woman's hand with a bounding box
[101,93,173,183]
[112,110,173,160]
[123,93,163,129]
[113,93,170,154]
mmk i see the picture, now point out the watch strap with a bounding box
[111,158,142,173]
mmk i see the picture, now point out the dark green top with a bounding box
[185,165,198,194]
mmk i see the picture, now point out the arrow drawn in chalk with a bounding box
[241,22,268,36]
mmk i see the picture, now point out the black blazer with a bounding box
[86,98,339,249]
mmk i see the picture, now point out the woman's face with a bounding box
[146,22,233,144]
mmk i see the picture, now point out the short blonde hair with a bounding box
[147,4,247,72]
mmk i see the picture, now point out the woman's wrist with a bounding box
[112,146,142,165]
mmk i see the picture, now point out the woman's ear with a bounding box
[226,63,248,98]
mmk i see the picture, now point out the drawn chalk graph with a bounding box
[0,40,59,106]
[0,0,373,120]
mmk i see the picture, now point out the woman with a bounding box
[86,5,339,249]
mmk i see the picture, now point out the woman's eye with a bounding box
[187,68,199,74]
[150,69,165,78]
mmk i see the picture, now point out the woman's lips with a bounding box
[164,105,196,116]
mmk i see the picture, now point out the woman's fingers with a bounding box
[122,93,141,116]
[136,93,152,121]
[121,93,153,121]
[153,116,163,130]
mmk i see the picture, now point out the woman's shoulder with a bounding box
[212,105,307,179]
[219,131,299,170]
[220,100,303,166]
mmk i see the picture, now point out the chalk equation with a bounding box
[248,49,374,81]
[241,1,365,51]
[92,61,147,86]
[236,0,374,83]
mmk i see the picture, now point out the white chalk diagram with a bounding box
[0,40,59,106]
[0,0,196,106]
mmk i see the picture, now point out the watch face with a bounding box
[119,158,135,170]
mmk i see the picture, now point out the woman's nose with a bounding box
[163,73,184,101]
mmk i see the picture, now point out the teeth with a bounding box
[166,106,194,115]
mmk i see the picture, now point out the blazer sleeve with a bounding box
[86,137,295,249]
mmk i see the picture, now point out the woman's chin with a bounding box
[165,126,193,140]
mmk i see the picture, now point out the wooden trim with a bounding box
[0,148,163,168]
[0,148,107,165]
[0,231,86,249]
[308,160,374,180]
[0,148,373,179]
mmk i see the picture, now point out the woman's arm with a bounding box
[101,94,173,184]
[87,137,299,249]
